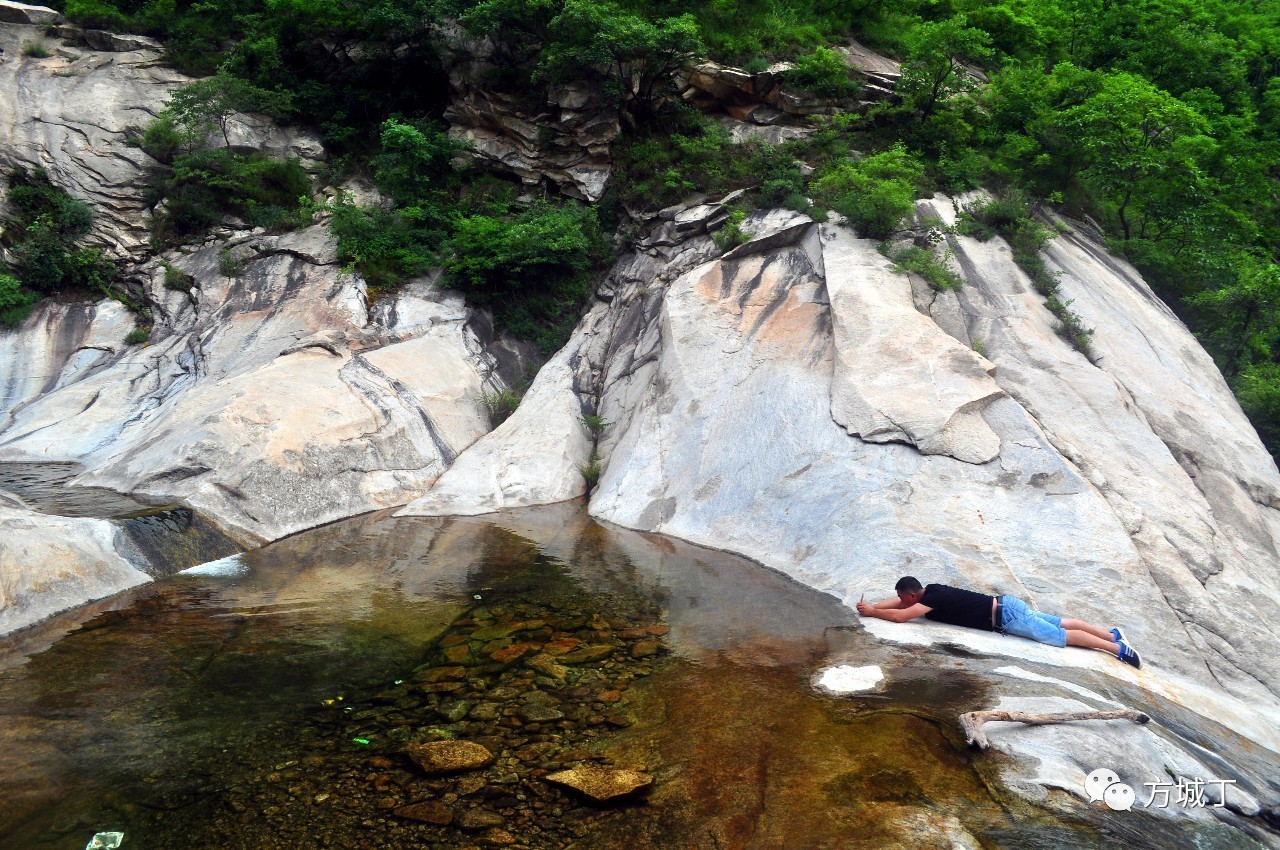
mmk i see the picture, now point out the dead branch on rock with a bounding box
[960,709,1151,750]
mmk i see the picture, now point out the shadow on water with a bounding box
[0,504,1268,849]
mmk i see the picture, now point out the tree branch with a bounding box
[960,709,1151,750]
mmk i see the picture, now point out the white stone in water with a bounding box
[813,664,884,694]
[179,554,247,578]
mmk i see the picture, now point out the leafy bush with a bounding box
[811,144,923,239]
[22,42,50,58]
[885,244,963,291]
[150,149,312,242]
[0,273,38,328]
[713,208,748,250]
[443,202,604,353]
[329,199,439,292]
[482,385,525,427]
[782,46,859,99]
[2,168,116,298]
[125,328,151,345]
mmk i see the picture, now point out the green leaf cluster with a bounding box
[811,144,923,239]
[1,168,117,319]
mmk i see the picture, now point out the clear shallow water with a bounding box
[0,504,1267,850]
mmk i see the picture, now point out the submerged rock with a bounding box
[406,740,495,775]
[545,766,652,801]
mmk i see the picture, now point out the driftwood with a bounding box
[960,709,1151,750]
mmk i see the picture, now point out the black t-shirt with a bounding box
[919,583,995,631]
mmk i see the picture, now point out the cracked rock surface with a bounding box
[0,226,533,547]
[0,20,323,259]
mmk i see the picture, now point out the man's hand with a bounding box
[856,602,876,617]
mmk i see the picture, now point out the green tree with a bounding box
[895,16,993,122]
[1189,260,1280,380]
[538,0,703,121]
[1053,72,1209,241]
[164,71,294,148]
[371,118,467,207]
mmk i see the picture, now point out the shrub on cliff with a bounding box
[444,202,605,353]
[0,273,38,328]
[782,46,859,99]
[1,168,117,301]
[811,144,923,239]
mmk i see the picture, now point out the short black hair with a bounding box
[895,575,923,593]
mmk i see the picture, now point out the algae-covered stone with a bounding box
[406,740,494,774]
[545,766,653,800]
[392,800,453,824]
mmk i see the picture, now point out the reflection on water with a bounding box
[0,504,1266,850]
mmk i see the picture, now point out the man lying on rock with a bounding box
[856,576,1142,668]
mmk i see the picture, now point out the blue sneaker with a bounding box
[1116,640,1142,669]
[1109,627,1127,644]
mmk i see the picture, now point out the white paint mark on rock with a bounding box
[813,664,884,694]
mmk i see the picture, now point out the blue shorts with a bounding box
[999,595,1066,647]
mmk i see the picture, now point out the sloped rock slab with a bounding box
[545,766,652,801]
[0,1,59,25]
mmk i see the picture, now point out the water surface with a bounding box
[0,504,1266,849]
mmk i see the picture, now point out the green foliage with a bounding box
[150,149,312,243]
[885,243,963,292]
[329,199,437,292]
[811,144,923,239]
[971,338,987,358]
[894,16,993,122]
[538,0,703,120]
[2,168,116,299]
[163,71,294,149]
[0,273,38,328]
[22,41,50,58]
[371,118,467,207]
[161,261,195,292]
[782,46,859,99]
[482,385,525,427]
[959,192,1094,358]
[443,201,604,353]
[125,328,151,345]
[578,448,602,490]
[581,414,610,435]
[218,248,244,278]
[713,209,748,250]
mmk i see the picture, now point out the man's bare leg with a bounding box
[1061,618,1114,641]
[1065,629,1119,655]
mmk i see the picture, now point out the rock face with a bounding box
[0,504,150,634]
[400,199,1280,732]
[0,2,59,26]
[439,24,618,202]
[0,21,323,259]
[0,226,534,547]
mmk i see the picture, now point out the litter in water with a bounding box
[85,833,124,850]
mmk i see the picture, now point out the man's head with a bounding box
[895,575,924,605]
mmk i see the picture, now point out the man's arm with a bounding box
[869,596,905,610]
[855,602,931,623]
